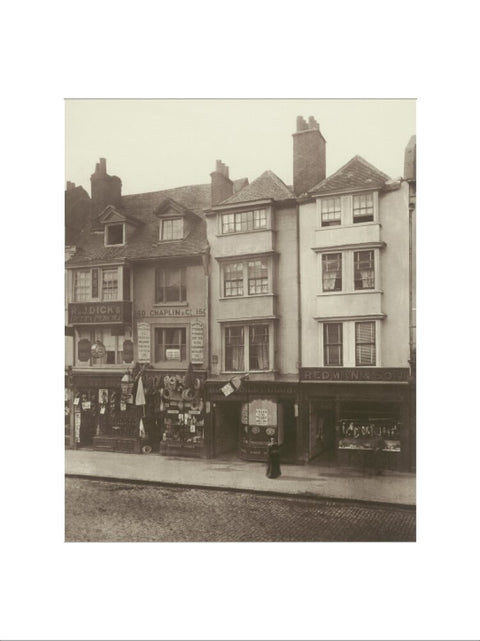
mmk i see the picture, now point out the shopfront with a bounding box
[206,381,300,463]
[299,367,412,470]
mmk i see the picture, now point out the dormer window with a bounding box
[161,218,183,240]
[105,223,124,246]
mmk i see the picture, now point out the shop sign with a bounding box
[123,339,134,363]
[68,301,132,324]
[137,322,151,362]
[134,307,206,318]
[255,409,269,426]
[300,367,409,382]
[190,321,204,364]
[248,399,277,426]
[166,348,181,360]
[78,338,91,362]
[221,382,235,397]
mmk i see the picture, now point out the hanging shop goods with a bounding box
[158,371,206,457]
[337,418,401,452]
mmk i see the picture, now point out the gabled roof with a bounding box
[153,197,201,220]
[66,183,211,267]
[309,155,391,195]
[218,170,294,206]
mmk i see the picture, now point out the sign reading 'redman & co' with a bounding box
[300,368,410,382]
[68,301,132,324]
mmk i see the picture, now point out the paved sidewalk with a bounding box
[65,449,416,506]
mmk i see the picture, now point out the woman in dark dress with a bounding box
[266,437,281,479]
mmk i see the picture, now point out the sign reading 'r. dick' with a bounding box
[68,301,132,324]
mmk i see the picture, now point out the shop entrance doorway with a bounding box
[308,402,336,462]
[213,402,242,458]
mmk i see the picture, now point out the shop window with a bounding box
[155,267,186,303]
[74,270,91,301]
[322,253,342,292]
[249,324,269,370]
[225,326,244,371]
[77,326,131,366]
[224,262,244,297]
[248,260,268,295]
[221,209,267,234]
[102,268,119,300]
[321,197,341,226]
[355,321,376,366]
[353,193,374,223]
[354,250,375,290]
[324,323,343,366]
[161,218,183,240]
[105,223,124,246]
[155,327,186,361]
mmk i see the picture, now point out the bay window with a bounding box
[224,324,271,372]
[221,209,268,234]
[222,257,271,297]
[72,267,123,302]
[74,270,91,301]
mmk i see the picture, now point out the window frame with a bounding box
[353,193,374,223]
[155,266,186,303]
[355,321,376,366]
[161,218,184,241]
[154,326,187,362]
[322,253,342,292]
[76,326,132,367]
[223,323,272,373]
[104,223,125,247]
[323,323,343,366]
[220,209,268,235]
[354,250,375,290]
[221,257,271,298]
[320,197,342,227]
[223,262,244,297]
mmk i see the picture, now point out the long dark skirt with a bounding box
[266,447,281,479]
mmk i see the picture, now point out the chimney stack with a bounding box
[404,135,416,181]
[66,181,76,191]
[90,158,122,206]
[210,159,233,206]
[293,115,326,195]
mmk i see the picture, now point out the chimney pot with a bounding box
[293,115,326,195]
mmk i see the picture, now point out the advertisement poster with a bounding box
[137,322,151,362]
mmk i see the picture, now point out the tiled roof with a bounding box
[66,183,211,267]
[309,155,391,195]
[219,170,294,205]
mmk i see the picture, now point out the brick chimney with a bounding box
[90,158,122,206]
[292,115,326,195]
[66,181,76,191]
[210,159,233,206]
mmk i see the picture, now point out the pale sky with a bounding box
[65,99,416,196]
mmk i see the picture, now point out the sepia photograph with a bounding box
[65,98,416,542]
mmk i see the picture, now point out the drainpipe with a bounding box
[295,201,304,463]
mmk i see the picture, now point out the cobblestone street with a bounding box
[65,477,415,542]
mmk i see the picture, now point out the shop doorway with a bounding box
[308,402,336,463]
[213,402,242,458]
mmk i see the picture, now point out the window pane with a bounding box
[324,323,342,366]
[248,259,268,294]
[353,193,374,222]
[249,324,269,370]
[222,214,235,234]
[253,209,267,228]
[355,322,376,365]
[322,253,342,291]
[224,262,244,297]
[162,219,183,240]
[102,269,118,300]
[74,270,91,301]
[225,326,244,371]
[321,198,341,226]
[354,250,374,290]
